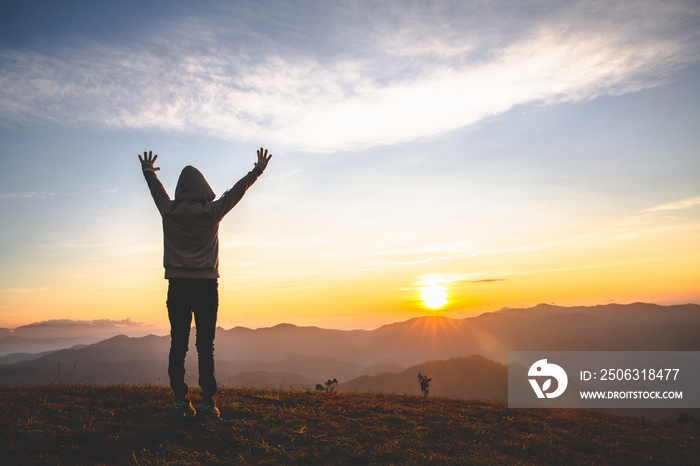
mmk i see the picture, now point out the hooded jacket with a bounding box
[143,164,264,279]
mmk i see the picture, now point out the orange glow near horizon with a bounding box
[1,216,698,331]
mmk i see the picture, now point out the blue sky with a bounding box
[1,0,699,330]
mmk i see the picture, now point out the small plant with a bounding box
[417,372,431,397]
[315,378,338,395]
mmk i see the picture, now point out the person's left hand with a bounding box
[138,151,160,172]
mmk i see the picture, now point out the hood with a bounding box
[174,166,215,202]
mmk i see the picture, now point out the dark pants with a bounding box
[167,278,218,402]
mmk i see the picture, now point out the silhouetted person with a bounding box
[139,148,271,420]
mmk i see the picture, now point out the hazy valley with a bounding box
[1,302,698,402]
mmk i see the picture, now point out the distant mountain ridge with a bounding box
[340,355,507,400]
[498,302,700,325]
[0,318,158,356]
[1,303,698,397]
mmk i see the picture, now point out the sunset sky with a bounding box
[1,0,699,332]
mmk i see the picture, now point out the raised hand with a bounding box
[256,147,272,171]
[138,151,160,172]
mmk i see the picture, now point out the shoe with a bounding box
[171,399,196,419]
[197,401,221,421]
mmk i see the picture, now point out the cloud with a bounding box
[0,1,698,152]
[17,318,146,329]
[593,196,700,233]
[24,317,144,327]
[458,279,507,284]
[0,192,57,199]
[644,196,700,212]
[416,272,506,288]
[8,318,158,338]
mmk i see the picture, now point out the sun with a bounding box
[420,284,448,309]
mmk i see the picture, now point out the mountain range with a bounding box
[1,303,698,404]
[0,318,158,357]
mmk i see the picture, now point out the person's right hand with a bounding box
[138,151,160,172]
[256,147,272,171]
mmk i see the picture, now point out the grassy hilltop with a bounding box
[1,385,698,465]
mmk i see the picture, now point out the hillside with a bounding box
[341,355,507,400]
[1,303,698,390]
[1,385,698,464]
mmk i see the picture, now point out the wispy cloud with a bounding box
[18,318,146,328]
[0,1,697,152]
[0,192,57,199]
[415,272,506,289]
[595,196,700,232]
[459,279,507,284]
[644,196,700,212]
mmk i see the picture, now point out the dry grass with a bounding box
[1,384,698,464]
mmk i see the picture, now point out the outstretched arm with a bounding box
[212,147,272,220]
[138,150,170,212]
